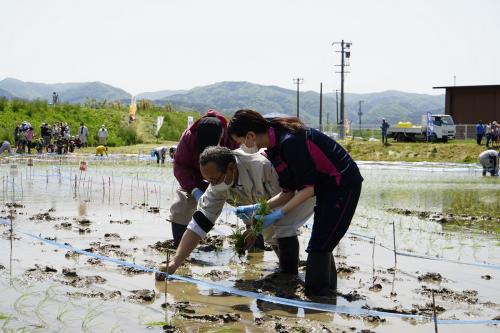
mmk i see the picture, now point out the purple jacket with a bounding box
[173,110,238,193]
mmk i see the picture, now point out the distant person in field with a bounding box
[381,119,390,144]
[78,122,89,147]
[485,122,492,148]
[52,92,59,105]
[151,146,168,164]
[24,126,34,154]
[98,125,108,145]
[169,146,177,160]
[0,141,12,155]
[476,120,485,145]
[40,123,52,151]
[95,145,108,157]
[479,149,499,176]
[167,110,238,247]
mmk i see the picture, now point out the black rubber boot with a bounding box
[330,254,337,292]
[277,235,299,275]
[305,252,335,296]
[271,245,279,259]
[171,223,187,248]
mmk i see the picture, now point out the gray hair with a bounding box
[199,146,236,172]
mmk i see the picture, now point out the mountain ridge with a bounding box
[0,78,444,125]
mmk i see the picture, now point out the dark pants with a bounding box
[486,133,492,147]
[477,134,484,145]
[307,177,362,253]
[382,131,388,144]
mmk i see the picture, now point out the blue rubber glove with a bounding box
[192,188,204,202]
[256,209,285,229]
[234,203,261,220]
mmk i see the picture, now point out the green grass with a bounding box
[0,98,200,147]
[343,140,490,163]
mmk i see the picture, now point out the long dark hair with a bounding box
[228,109,306,138]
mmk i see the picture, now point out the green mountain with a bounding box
[152,81,444,126]
[0,78,131,104]
[136,89,188,100]
[1,78,445,127]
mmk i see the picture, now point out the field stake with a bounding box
[372,235,376,285]
[432,290,438,333]
[392,221,397,267]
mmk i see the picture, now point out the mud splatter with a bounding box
[110,219,132,224]
[67,290,121,300]
[417,272,444,283]
[161,301,196,314]
[202,270,231,281]
[417,286,479,304]
[128,289,156,303]
[179,313,240,323]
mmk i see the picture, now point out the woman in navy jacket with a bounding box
[229,109,363,297]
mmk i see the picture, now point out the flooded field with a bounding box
[0,155,499,332]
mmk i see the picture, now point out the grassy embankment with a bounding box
[344,139,492,163]
[0,98,199,148]
[1,98,494,162]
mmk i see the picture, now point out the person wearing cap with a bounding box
[167,110,239,247]
[479,149,499,176]
[98,125,108,145]
[381,119,390,144]
[157,146,315,280]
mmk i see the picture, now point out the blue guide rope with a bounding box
[0,218,498,325]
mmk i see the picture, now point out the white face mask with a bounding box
[211,171,234,192]
[240,135,259,154]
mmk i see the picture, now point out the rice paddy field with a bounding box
[0,154,498,333]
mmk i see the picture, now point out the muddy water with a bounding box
[0,156,499,332]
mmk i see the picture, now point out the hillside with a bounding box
[0,78,131,104]
[0,98,198,145]
[152,81,445,126]
[136,89,188,100]
[0,77,445,127]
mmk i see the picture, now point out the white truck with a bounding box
[387,114,456,143]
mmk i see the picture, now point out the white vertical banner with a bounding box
[156,116,164,135]
[426,112,434,138]
[187,116,194,128]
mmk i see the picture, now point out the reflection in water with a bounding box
[78,200,87,217]
[0,160,499,332]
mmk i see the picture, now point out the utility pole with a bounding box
[335,89,339,130]
[332,40,351,139]
[358,100,364,138]
[293,78,304,119]
[319,82,323,131]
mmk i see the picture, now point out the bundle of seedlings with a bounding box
[229,198,270,256]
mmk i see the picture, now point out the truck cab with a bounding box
[422,114,455,142]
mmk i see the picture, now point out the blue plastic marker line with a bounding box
[3,171,500,270]
[0,219,499,325]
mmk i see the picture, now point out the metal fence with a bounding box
[315,124,488,142]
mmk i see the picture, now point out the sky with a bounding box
[1,0,499,95]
